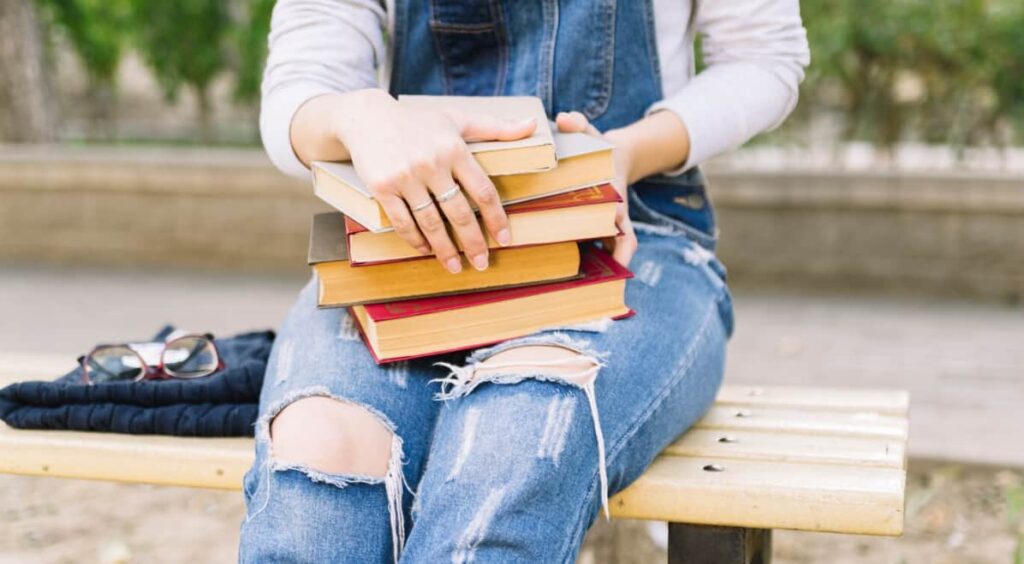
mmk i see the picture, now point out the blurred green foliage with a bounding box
[33,0,1024,149]
[36,0,131,138]
[234,0,275,104]
[38,0,129,89]
[785,0,1024,150]
[129,0,231,141]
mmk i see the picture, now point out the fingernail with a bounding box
[417,245,431,255]
[496,229,511,246]
[446,257,462,274]
[519,117,536,128]
[471,254,488,271]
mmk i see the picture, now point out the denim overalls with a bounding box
[240,2,734,562]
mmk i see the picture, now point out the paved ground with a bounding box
[1,264,1022,466]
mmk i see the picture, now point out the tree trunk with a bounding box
[86,79,117,142]
[0,0,57,142]
[195,85,214,144]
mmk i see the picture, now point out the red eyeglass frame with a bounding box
[78,333,226,385]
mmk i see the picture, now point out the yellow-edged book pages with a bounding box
[315,242,580,307]
[311,132,613,232]
[308,211,582,307]
[347,183,620,264]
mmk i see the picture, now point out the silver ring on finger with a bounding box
[435,184,461,204]
[409,198,434,213]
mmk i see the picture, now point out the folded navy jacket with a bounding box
[0,327,274,437]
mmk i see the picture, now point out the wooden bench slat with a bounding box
[0,424,251,490]
[664,428,906,469]
[695,405,908,440]
[0,425,909,535]
[610,455,906,536]
[716,385,910,416]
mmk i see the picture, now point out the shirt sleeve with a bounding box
[259,0,387,179]
[648,0,811,173]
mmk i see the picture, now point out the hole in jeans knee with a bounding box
[475,344,597,386]
[270,396,393,478]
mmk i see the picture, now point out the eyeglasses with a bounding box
[79,334,225,385]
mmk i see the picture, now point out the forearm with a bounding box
[259,0,386,177]
[605,111,692,184]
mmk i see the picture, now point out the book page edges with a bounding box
[363,246,631,321]
[353,284,631,363]
[348,202,617,265]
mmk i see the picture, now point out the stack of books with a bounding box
[306,96,633,363]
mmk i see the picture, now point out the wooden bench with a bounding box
[0,354,908,563]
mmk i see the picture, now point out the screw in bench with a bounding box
[734,409,752,418]
[717,436,739,443]
[703,463,726,472]
[747,388,765,396]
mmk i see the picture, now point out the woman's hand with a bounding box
[554,112,638,267]
[299,89,536,274]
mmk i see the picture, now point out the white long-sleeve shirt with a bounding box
[261,0,810,179]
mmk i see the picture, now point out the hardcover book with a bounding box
[349,245,633,363]
[308,213,582,308]
[345,183,621,265]
[311,132,614,232]
[398,95,556,176]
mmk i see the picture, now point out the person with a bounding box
[239,0,809,562]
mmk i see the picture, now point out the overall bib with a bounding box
[240,2,733,562]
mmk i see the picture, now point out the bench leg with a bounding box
[667,523,772,564]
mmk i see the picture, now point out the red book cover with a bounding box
[361,244,632,322]
[344,183,621,237]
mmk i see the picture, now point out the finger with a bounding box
[555,111,600,136]
[453,113,537,142]
[601,203,625,256]
[401,181,463,274]
[427,175,490,271]
[451,148,510,248]
[612,208,638,267]
[377,193,430,255]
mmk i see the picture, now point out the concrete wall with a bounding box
[1,146,1021,301]
[711,169,1024,301]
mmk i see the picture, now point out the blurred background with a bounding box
[0,0,1022,562]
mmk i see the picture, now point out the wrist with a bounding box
[607,111,691,182]
[330,88,394,145]
[605,127,640,185]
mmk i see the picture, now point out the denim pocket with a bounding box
[429,0,507,95]
[629,172,718,251]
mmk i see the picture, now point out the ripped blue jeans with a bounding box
[238,223,733,563]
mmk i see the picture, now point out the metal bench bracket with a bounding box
[668,524,772,564]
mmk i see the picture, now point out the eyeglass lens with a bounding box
[85,345,145,383]
[163,336,219,378]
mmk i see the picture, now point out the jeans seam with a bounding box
[540,0,558,111]
[582,0,617,120]
[492,0,508,95]
[641,0,663,98]
[557,300,721,562]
